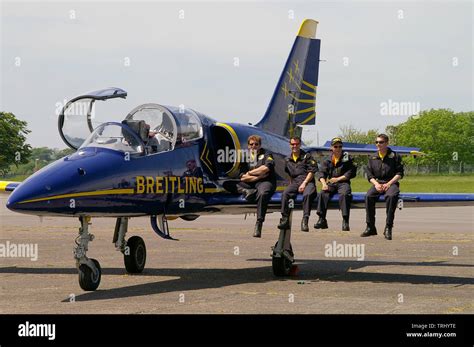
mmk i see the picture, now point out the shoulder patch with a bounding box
[389,152,395,158]
[258,154,265,160]
[304,153,310,159]
[310,160,316,165]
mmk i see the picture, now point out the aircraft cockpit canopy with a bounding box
[79,122,144,154]
[58,87,204,154]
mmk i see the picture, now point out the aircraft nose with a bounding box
[6,196,18,211]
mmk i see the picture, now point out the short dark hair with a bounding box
[377,134,389,142]
[290,136,301,143]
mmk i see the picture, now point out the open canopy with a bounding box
[58,87,127,150]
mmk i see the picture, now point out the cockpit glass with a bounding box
[80,123,143,154]
[126,104,177,153]
[62,98,94,149]
[174,108,203,143]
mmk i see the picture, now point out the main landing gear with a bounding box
[74,216,147,291]
[271,211,294,277]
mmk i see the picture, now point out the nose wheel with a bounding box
[74,216,102,291]
[78,258,101,291]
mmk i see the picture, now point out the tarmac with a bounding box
[0,195,473,314]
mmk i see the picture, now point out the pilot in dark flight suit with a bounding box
[237,135,276,238]
[362,134,404,240]
[315,137,357,231]
[277,136,317,232]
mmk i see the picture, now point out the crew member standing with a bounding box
[278,136,317,232]
[315,137,356,231]
[237,135,276,238]
[362,134,404,240]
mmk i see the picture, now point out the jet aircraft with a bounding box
[2,19,473,291]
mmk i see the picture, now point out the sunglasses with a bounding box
[333,145,342,148]
[375,141,386,144]
[248,142,260,146]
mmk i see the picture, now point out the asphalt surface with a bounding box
[0,195,473,314]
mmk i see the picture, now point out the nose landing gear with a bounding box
[74,216,102,291]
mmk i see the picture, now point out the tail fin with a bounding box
[256,19,321,138]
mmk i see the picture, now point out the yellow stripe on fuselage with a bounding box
[18,188,135,204]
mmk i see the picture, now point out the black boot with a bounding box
[253,221,263,238]
[342,217,350,231]
[278,216,290,230]
[314,217,328,229]
[384,225,392,240]
[360,224,377,237]
[301,217,309,232]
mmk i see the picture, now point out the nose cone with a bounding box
[6,158,70,214]
[6,147,133,216]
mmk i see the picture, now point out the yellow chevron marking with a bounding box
[295,106,315,114]
[299,113,316,125]
[281,82,289,98]
[286,68,295,84]
[287,94,314,104]
[300,89,316,97]
[18,188,135,204]
[293,59,300,75]
[200,141,214,174]
[302,80,316,90]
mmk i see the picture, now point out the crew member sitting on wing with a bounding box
[362,134,404,240]
[315,137,357,231]
[237,135,276,238]
[277,136,317,232]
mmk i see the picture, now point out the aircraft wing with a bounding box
[206,191,474,213]
[306,141,423,156]
[0,181,21,193]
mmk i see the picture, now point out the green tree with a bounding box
[338,125,379,144]
[0,112,32,175]
[396,109,474,165]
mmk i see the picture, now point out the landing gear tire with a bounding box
[78,258,101,291]
[124,236,146,273]
[272,242,293,277]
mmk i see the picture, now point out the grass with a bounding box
[341,175,474,193]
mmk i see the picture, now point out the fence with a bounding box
[356,163,473,176]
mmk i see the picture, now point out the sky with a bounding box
[1,0,472,149]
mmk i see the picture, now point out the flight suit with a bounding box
[364,148,404,227]
[316,152,357,219]
[281,150,317,218]
[238,148,276,223]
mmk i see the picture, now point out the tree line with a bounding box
[1,109,473,178]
